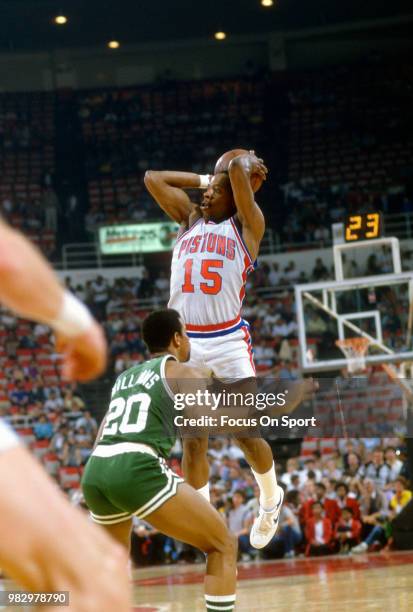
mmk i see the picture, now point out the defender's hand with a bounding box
[56,321,108,382]
[301,377,319,402]
[283,377,319,413]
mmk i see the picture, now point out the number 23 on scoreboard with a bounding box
[345,212,382,242]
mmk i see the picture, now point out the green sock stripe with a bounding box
[205,596,236,611]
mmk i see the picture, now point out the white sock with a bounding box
[205,594,236,611]
[197,483,210,503]
[251,462,279,511]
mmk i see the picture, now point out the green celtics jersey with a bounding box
[97,355,177,458]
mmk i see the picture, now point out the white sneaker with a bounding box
[351,542,368,554]
[250,486,284,549]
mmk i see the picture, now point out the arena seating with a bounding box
[285,62,413,187]
[71,60,413,243]
[0,91,57,257]
[77,78,267,225]
[2,60,411,252]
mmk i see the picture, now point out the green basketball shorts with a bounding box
[81,442,183,525]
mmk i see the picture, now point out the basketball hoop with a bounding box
[336,337,370,374]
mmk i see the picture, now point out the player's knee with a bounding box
[183,437,209,459]
[214,528,238,558]
[235,436,259,455]
[222,530,238,561]
[205,524,237,561]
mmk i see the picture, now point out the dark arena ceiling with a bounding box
[0,0,412,52]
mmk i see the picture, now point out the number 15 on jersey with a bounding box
[182,259,223,295]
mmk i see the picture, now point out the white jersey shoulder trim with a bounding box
[160,354,177,401]
[176,218,202,244]
[229,216,254,266]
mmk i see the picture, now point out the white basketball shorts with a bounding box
[186,317,256,382]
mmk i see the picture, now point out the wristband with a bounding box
[0,420,20,453]
[50,291,94,337]
[198,174,212,189]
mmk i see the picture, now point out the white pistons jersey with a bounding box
[168,215,255,339]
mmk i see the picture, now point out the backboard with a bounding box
[295,272,413,373]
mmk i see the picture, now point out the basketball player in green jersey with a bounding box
[82,309,316,611]
[82,309,238,612]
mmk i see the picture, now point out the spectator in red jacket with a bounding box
[335,507,362,554]
[335,482,361,521]
[300,482,341,526]
[305,501,334,556]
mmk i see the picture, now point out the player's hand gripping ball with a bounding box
[214,148,267,193]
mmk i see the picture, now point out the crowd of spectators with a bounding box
[0,57,412,259]
[0,304,98,494]
[77,58,413,243]
[79,77,266,228]
[280,59,413,244]
[280,179,412,246]
[0,92,57,258]
[78,64,413,237]
[0,186,60,260]
[131,438,412,566]
[1,59,412,261]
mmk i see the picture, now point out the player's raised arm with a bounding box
[228,152,267,252]
[144,170,210,225]
[0,219,107,381]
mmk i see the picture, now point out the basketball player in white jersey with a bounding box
[0,219,130,610]
[145,150,284,549]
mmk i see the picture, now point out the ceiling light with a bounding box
[261,0,274,6]
[214,31,226,41]
[54,15,67,25]
[108,40,120,49]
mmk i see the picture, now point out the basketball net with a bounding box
[336,337,370,374]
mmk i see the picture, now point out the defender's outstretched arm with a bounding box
[169,362,318,434]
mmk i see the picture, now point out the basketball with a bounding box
[214,149,264,193]
[214,148,249,173]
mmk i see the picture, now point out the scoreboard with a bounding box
[344,212,383,243]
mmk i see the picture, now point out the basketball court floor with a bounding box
[1,552,412,610]
[131,551,413,611]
